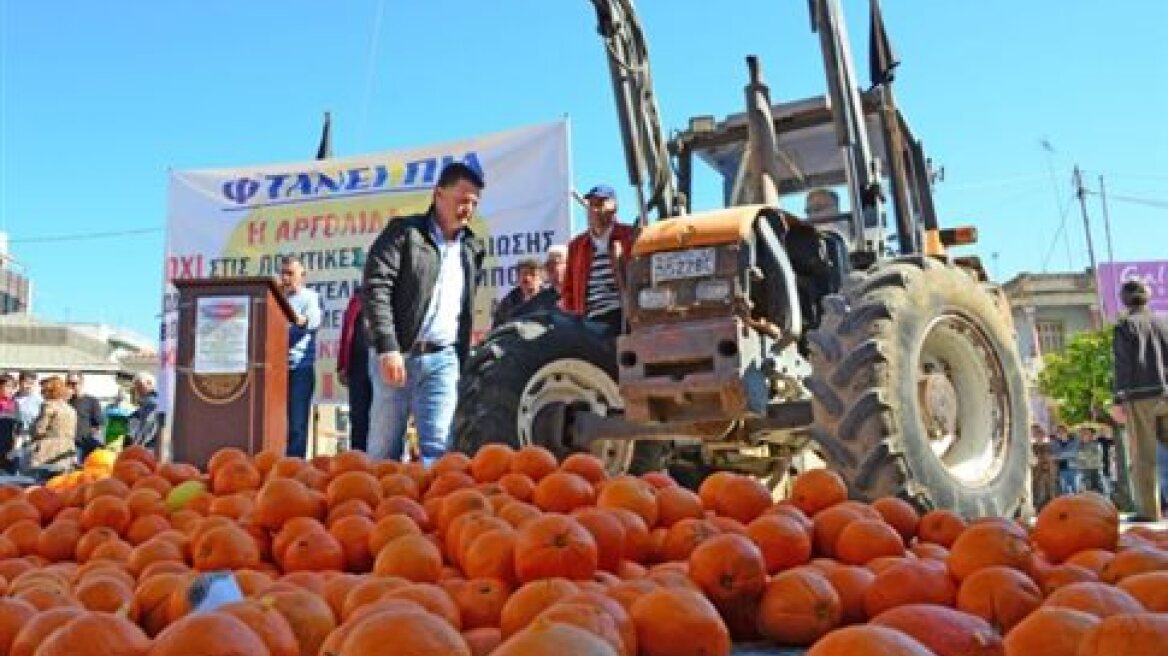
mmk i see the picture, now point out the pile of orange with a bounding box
[42,448,119,492]
[0,443,1164,654]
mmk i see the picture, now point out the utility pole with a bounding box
[1074,165,1101,329]
[1098,175,1115,265]
[1098,174,1118,323]
[1073,166,1098,274]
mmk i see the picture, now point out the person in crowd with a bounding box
[11,371,40,473]
[30,376,77,475]
[337,290,372,452]
[1030,423,1059,509]
[280,255,323,459]
[361,162,485,465]
[1098,427,1116,488]
[127,372,164,449]
[1076,425,1110,496]
[103,385,136,444]
[65,371,103,462]
[563,184,634,336]
[1050,424,1080,494]
[1112,279,1168,520]
[0,375,18,474]
[12,371,39,437]
[492,258,547,328]
[544,244,568,296]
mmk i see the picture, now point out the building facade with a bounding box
[0,233,31,315]
[0,314,157,402]
[1002,269,1100,430]
[1002,270,1099,369]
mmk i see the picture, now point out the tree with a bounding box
[1037,327,1114,426]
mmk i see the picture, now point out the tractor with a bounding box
[454,0,1031,517]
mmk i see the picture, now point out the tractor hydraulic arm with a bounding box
[589,0,680,224]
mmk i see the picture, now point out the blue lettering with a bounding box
[265,174,289,199]
[229,151,480,206]
[315,171,343,194]
[461,152,484,181]
[371,165,389,189]
[346,167,371,191]
[403,158,437,187]
[289,173,313,197]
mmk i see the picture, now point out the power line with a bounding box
[358,0,386,146]
[1041,191,1077,272]
[1080,186,1168,210]
[941,172,1050,192]
[1098,193,1168,211]
[9,226,162,244]
[1079,171,1168,183]
[1039,139,1075,271]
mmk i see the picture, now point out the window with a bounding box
[1036,320,1066,354]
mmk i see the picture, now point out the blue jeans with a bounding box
[287,366,315,458]
[1058,467,1081,495]
[367,346,459,465]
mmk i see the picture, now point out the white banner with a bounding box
[161,120,572,405]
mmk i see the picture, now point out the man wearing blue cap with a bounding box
[563,184,635,335]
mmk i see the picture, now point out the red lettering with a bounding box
[167,255,204,280]
[292,217,310,240]
[247,220,266,246]
[275,220,291,242]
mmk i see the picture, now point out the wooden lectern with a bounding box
[171,276,295,469]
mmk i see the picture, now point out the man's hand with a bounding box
[378,351,407,388]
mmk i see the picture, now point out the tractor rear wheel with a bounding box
[453,311,667,475]
[805,257,1031,517]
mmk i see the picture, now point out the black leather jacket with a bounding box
[1114,307,1168,402]
[361,211,484,364]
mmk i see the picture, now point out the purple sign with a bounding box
[1097,261,1168,320]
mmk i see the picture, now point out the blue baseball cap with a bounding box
[584,184,616,201]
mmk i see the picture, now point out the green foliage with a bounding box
[1037,327,1114,425]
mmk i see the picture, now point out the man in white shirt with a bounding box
[280,256,323,458]
[361,162,485,464]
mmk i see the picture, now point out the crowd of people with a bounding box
[1032,423,1117,508]
[0,369,162,481]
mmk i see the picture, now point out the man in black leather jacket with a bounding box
[1113,279,1168,520]
[361,162,485,464]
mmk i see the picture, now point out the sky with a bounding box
[1,0,1166,345]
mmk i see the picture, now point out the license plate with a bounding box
[651,247,715,284]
